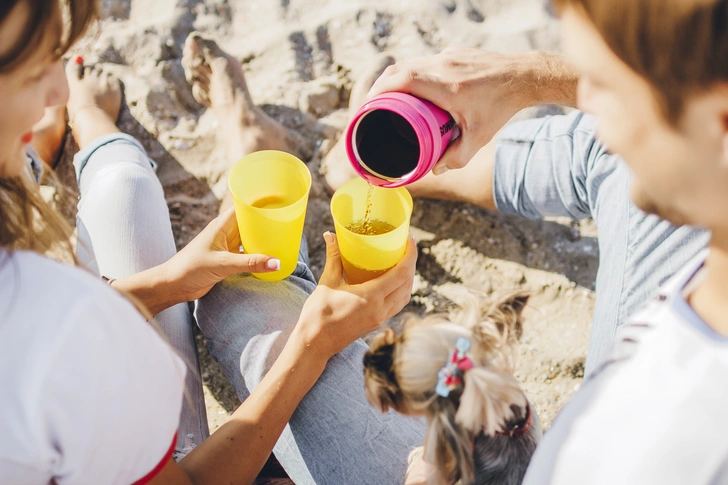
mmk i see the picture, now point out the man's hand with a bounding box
[297,232,418,360]
[368,49,578,174]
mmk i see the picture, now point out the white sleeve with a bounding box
[14,293,186,485]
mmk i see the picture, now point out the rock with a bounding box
[298,77,342,117]
[100,0,131,19]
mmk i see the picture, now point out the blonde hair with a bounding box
[0,169,76,261]
[1,0,97,260]
[363,293,536,485]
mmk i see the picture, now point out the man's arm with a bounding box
[408,111,605,220]
[369,49,579,173]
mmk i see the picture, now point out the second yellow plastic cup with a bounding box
[228,150,311,281]
[331,178,413,284]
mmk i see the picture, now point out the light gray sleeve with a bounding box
[25,146,44,183]
[493,111,607,221]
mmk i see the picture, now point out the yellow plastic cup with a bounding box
[228,150,311,281]
[330,177,413,284]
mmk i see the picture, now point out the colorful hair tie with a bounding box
[435,337,474,397]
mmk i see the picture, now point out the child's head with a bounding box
[551,0,728,232]
[363,293,541,485]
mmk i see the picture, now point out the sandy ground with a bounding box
[55,0,596,435]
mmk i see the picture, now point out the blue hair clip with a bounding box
[435,337,474,397]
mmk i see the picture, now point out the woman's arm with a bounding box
[177,324,327,484]
[143,327,323,485]
[149,233,418,484]
[110,207,280,316]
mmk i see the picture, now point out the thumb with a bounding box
[319,232,344,287]
[220,252,281,275]
[432,136,473,175]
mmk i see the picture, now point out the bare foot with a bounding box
[182,32,308,166]
[320,54,395,193]
[30,105,67,167]
[66,57,123,149]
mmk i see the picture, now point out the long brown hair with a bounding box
[0,0,97,259]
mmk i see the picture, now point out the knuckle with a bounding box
[383,64,399,76]
[246,257,260,271]
[402,68,419,84]
[442,56,459,69]
[448,81,464,95]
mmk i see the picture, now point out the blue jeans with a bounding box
[74,134,425,484]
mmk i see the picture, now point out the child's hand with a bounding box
[297,232,418,360]
[405,446,441,485]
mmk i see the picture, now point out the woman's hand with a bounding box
[368,49,578,174]
[165,206,280,302]
[112,207,278,316]
[112,208,280,315]
[297,232,418,360]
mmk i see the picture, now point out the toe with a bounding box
[65,56,84,81]
[187,32,227,65]
[184,32,205,59]
[184,60,211,85]
[182,33,212,79]
[191,83,211,107]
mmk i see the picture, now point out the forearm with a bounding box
[521,51,579,108]
[179,325,327,485]
[111,263,184,316]
[456,50,579,112]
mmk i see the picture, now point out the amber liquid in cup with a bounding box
[251,195,290,209]
[229,150,311,281]
[342,219,397,284]
[331,177,412,285]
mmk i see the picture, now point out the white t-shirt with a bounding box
[0,250,187,484]
[524,251,728,484]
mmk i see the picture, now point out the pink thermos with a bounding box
[345,92,460,188]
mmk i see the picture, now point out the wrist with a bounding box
[292,296,338,363]
[289,323,331,367]
[112,262,182,316]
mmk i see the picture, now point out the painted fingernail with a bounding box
[433,164,449,176]
[266,259,281,271]
[74,55,84,65]
[323,231,333,244]
[239,244,245,253]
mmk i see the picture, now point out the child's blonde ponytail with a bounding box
[362,292,538,485]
